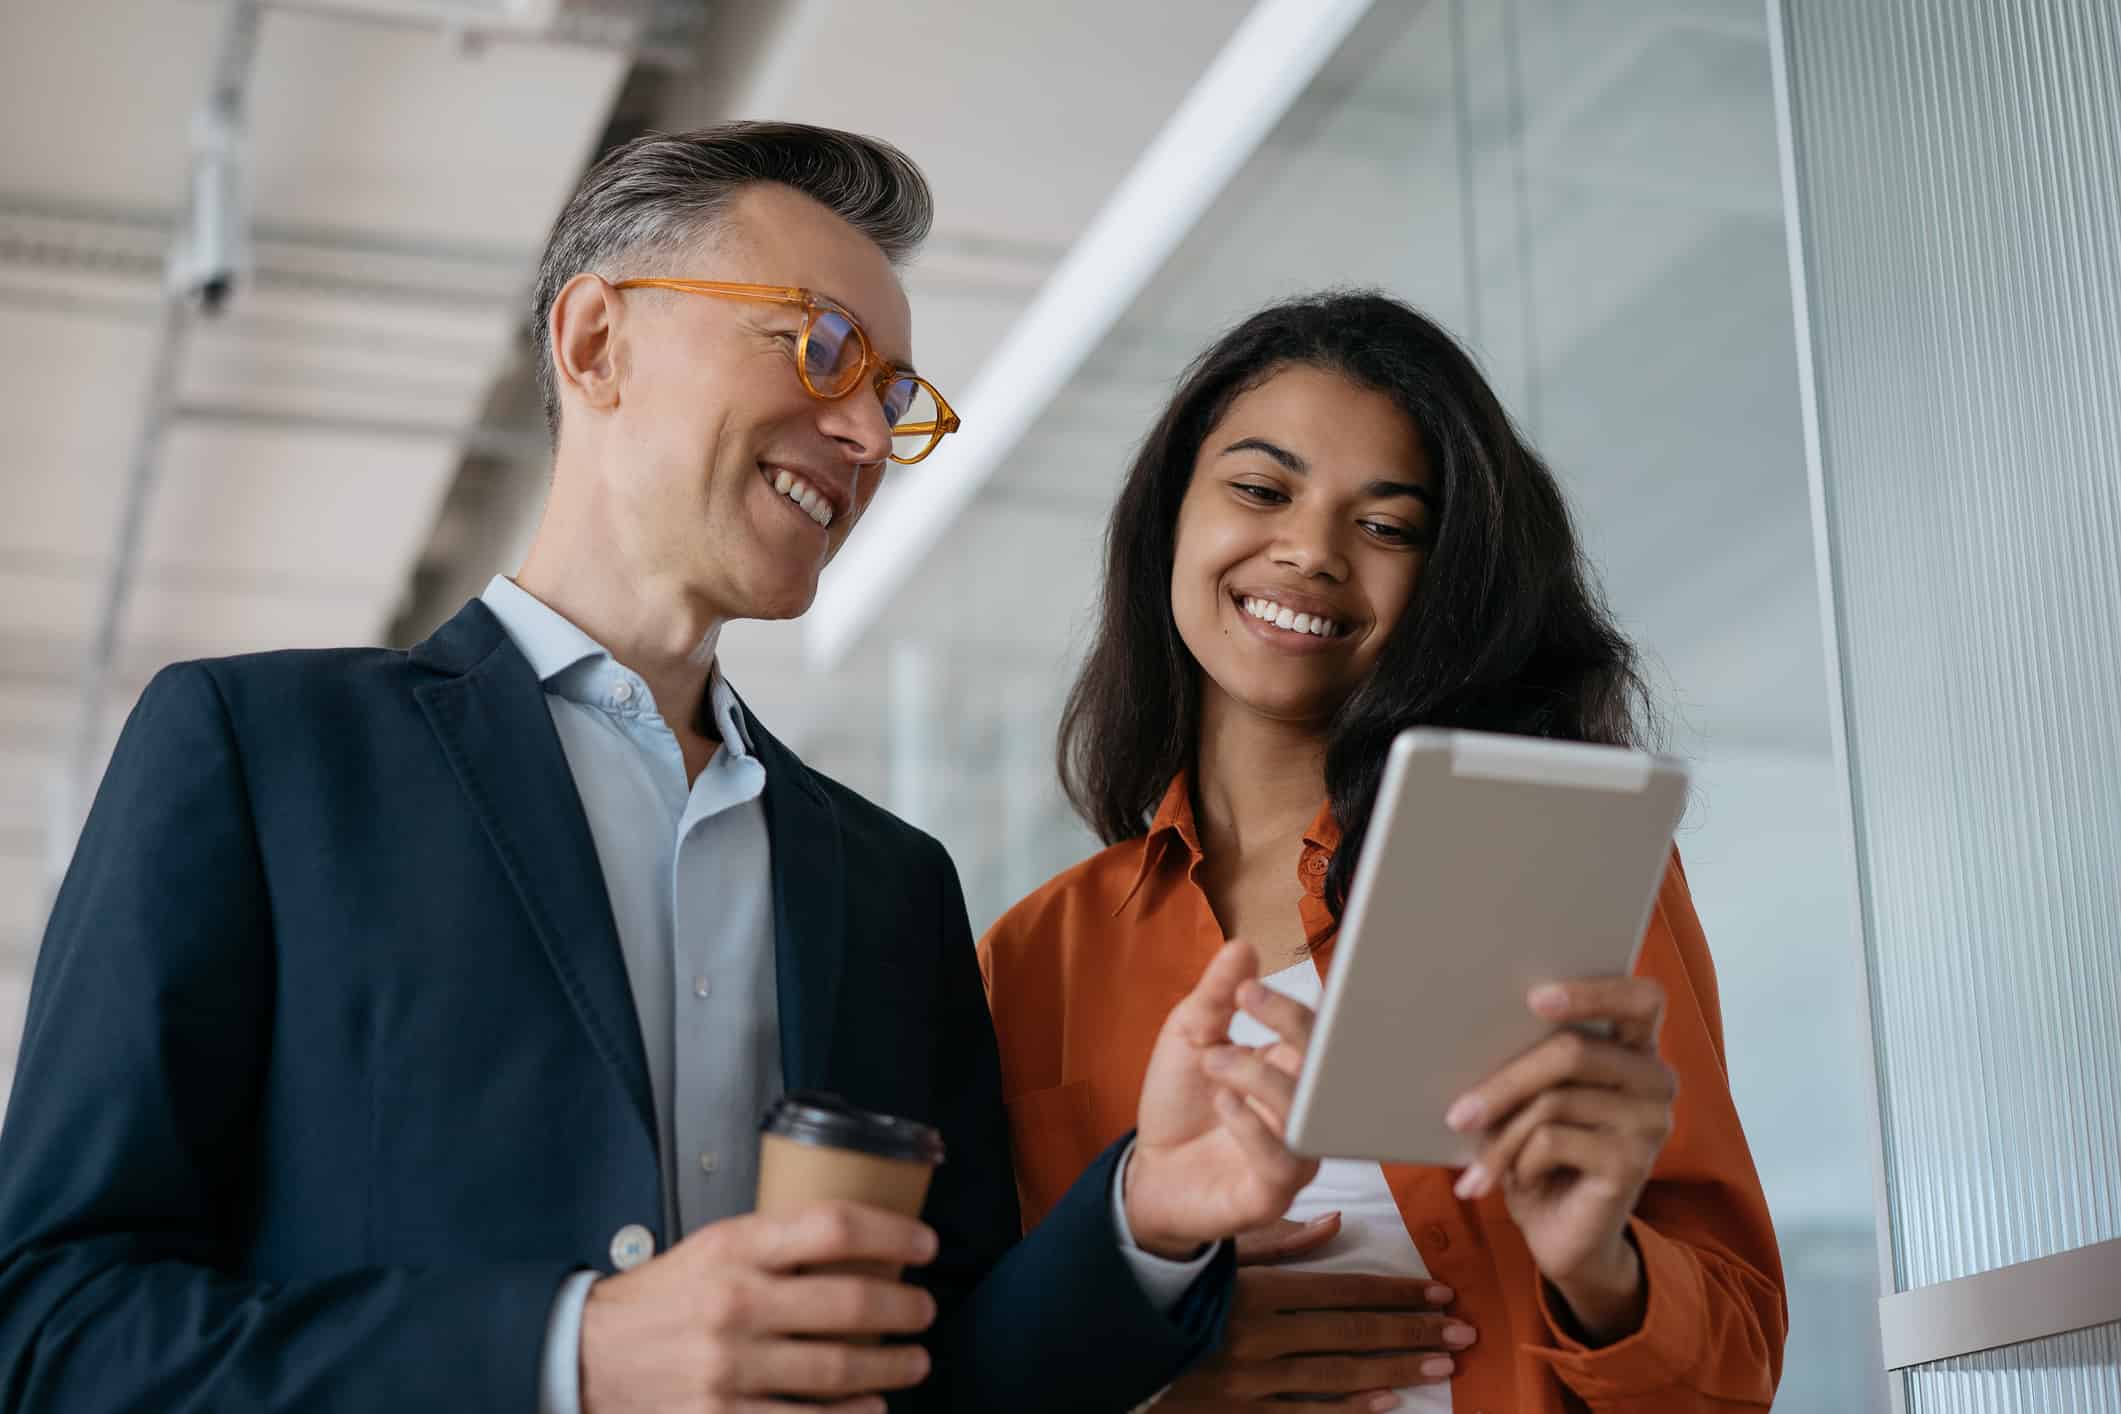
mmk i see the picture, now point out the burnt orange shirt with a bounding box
[978,774,1787,1413]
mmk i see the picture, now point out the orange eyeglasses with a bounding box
[613,278,961,465]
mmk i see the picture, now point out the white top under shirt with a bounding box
[1228,962,1453,1413]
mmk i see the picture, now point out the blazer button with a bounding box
[1422,1223,1451,1253]
[610,1224,656,1271]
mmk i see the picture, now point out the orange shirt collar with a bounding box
[1112,774,1197,916]
[1303,794,1342,853]
[1113,772,1340,916]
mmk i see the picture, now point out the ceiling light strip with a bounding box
[803,0,1377,670]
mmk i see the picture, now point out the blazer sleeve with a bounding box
[905,837,1234,1413]
[0,663,574,1413]
[1526,855,1790,1410]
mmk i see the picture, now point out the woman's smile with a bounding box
[1229,590,1355,653]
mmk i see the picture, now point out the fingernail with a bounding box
[1203,1047,1235,1072]
[1308,1211,1341,1228]
[1528,983,1568,1015]
[1369,1395,1402,1412]
[1443,1322,1477,1347]
[1425,1283,1455,1305]
[1445,1095,1483,1131]
[1420,1356,1455,1379]
[1237,980,1266,1007]
[1453,1164,1486,1200]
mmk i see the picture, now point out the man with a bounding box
[0,124,1318,1412]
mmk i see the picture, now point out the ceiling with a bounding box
[0,0,1837,1089]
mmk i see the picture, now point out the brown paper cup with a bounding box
[754,1092,946,1285]
[755,1133,937,1280]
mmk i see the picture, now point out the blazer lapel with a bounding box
[747,712,847,1093]
[411,601,656,1141]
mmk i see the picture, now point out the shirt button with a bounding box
[1422,1223,1451,1253]
[698,1152,719,1174]
[609,1223,654,1271]
[611,680,635,707]
[692,975,711,999]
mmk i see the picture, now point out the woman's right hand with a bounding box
[1153,1267,1473,1410]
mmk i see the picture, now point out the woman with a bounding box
[978,293,1785,1412]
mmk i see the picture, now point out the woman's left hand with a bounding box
[1444,976,1677,1345]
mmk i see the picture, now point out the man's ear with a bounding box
[550,272,623,418]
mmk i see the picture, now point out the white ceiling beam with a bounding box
[237,0,652,51]
[802,0,1377,670]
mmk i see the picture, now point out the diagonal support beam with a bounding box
[802,0,1377,671]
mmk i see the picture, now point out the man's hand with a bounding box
[579,1201,940,1414]
[1125,941,1321,1258]
[1156,1270,1472,1409]
[1446,976,1676,1344]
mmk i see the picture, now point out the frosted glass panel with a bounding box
[1781,0,2121,1302]
[1908,1322,2121,1414]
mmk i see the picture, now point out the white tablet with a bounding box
[1283,728,1689,1168]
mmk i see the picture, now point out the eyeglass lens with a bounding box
[802,306,941,458]
[887,380,942,462]
[802,308,865,395]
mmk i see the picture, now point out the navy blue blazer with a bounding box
[0,600,1231,1412]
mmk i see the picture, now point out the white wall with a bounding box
[0,974,25,1124]
[1681,751,1871,1229]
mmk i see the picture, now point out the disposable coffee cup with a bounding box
[756,1091,945,1283]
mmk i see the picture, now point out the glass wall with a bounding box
[1781,0,2121,1406]
[776,0,1888,1406]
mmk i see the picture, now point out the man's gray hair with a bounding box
[529,121,933,438]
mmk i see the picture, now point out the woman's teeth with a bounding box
[1242,596,1344,638]
[771,469,834,528]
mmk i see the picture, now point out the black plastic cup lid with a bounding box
[760,1091,946,1166]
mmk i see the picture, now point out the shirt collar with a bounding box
[479,574,756,757]
[1303,796,1342,853]
[481,574,605,683]
[700,671,755,757]
[1112,771,1341,916]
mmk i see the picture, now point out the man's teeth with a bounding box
[1241,596,1343,638]
[771,469,834,528]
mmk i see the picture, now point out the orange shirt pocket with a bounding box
[1002,1078,1098,1234]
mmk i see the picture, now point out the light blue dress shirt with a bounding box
[478,578,1212,1414]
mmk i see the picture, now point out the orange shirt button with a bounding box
[1422,1223,1450,1253]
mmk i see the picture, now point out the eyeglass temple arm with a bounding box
[614,278,811,305]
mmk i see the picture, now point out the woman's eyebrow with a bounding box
[1221,436,1307,472]
[1366,478,1437,507]
[1223,436,1436,506]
